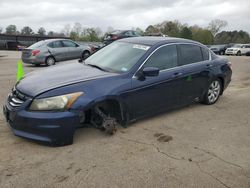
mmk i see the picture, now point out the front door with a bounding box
[128,44,183,119]
[62,40,82,59]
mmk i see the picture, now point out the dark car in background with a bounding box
[104,30,141,45]
[3,37,232,146]
[208,44,233,55]
[5,41,27,51]
[22,39,92,66]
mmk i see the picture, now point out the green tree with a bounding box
[214,30,250,44]
[84,28,100,42]
[5,25,17,34]
[70,31,78,40]
[180,27,192,39]
[159,20,182,37]
[47,31,54,36]
[145,25,159,34]
[193,29,214,45]
[37,27,46,36]
[21,26,34,35]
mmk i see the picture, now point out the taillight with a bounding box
[32,50,40,56]
[112,35,118,40]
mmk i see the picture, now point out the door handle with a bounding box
[206,64,213,68]
[172,72,183,78]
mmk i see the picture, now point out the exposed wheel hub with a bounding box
[91,106,117,134]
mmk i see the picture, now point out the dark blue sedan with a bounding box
[3,37,232,146]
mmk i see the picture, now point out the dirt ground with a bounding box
[0,51,249,188]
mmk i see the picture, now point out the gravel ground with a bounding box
[0,51,250,188]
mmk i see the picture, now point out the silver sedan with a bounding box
[22,39,92,66]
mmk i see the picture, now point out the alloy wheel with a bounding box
[46,57,55,66]
[207,80,221,104]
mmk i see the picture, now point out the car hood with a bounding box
[16,63,117,97]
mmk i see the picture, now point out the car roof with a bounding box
[41,38,70,43]
[118,36,202,46]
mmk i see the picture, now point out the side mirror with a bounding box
[142,67,159,77]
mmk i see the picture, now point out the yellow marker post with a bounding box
[16,60,24,81]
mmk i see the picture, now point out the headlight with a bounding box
[29,92,83,111]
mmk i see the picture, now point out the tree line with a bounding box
[0,19,249,44]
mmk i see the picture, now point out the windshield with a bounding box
[85,42,150,73]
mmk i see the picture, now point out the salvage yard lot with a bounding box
[0,51,250,188]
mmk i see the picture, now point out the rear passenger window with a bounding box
[201,47,210,61]
[48,41,63,48]
[144,45,177,70]
[179,44,203,66]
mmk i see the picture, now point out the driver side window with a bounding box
[144,45,178,71]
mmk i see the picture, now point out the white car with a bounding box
[225,44,250,56]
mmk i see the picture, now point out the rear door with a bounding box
[177,44,211,104]
[242,45,250,54]
[47,41,66,61]
[129,44,183,118]
[62,40,82,59]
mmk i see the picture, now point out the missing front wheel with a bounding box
[90,106,117,134]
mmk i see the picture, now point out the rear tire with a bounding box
[45,56,56,66]
[82,51,90,60]
[202,79,222,105]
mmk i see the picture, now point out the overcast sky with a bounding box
[0,0,249,33]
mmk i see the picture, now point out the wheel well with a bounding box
[83,50,90,55]
[217,77,224,95]
[46,55,56,62]
[84,99,123,124]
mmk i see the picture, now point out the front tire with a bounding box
[82,51,90,60]
[236,51,241,56]
[45,56,56,66]
[203,79,222,105]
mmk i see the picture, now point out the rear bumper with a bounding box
[22,56,45,64]
[3,103,80,146]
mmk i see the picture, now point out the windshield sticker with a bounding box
[121,67,128,72]
[133,44,150,51]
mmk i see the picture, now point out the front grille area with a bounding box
[8,87,29,108]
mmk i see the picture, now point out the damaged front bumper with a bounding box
[3,101,81,146]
